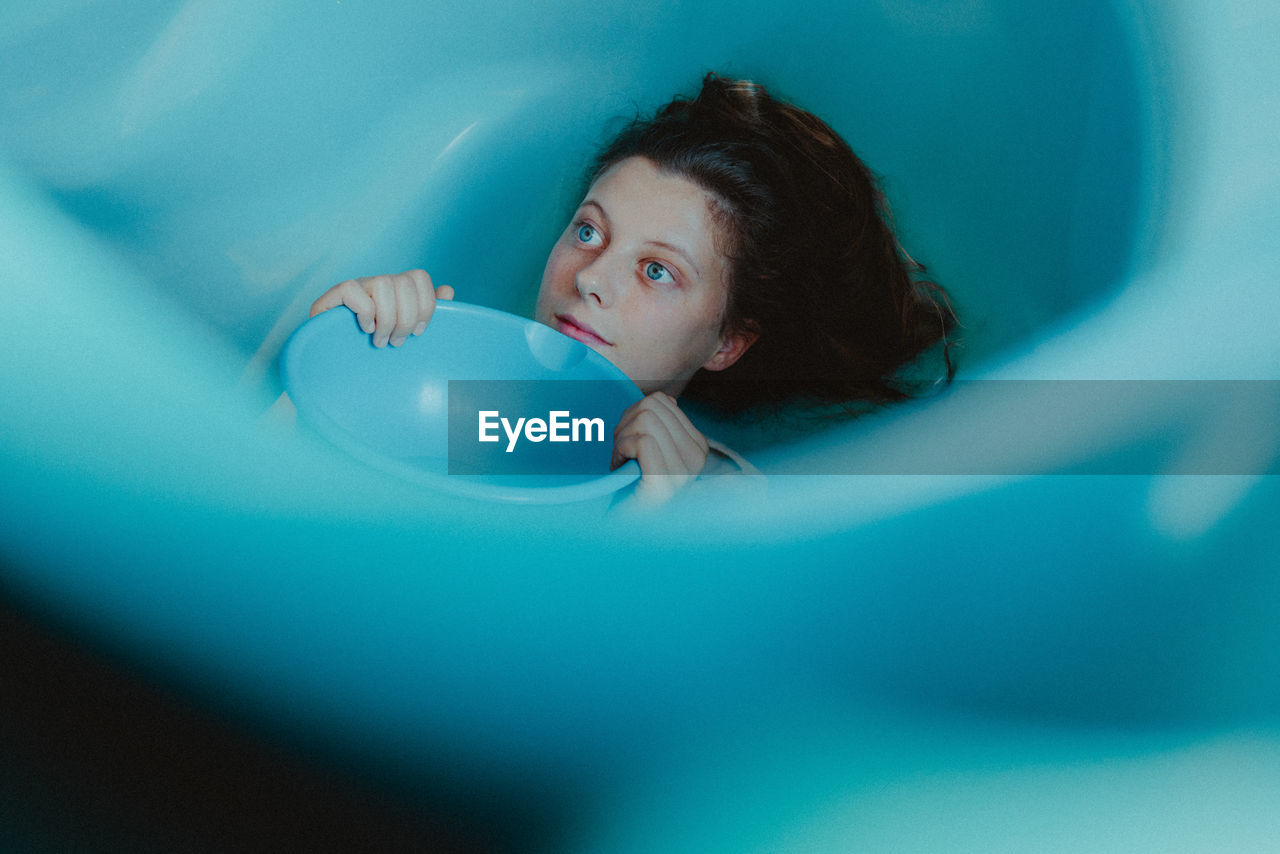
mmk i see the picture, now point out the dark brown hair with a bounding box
[590,73,957,416]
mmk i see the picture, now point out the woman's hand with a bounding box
[309,269,454,347]
[611,392,709,505]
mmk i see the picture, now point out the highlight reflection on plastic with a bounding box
[1,1,1277,850]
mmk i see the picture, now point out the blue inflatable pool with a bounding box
[2,1,1277,849]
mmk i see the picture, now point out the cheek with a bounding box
[678,295,729,353]
[643,305,721,367]
[541,245,578,292]
[534,247,569,315]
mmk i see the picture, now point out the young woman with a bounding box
[305,74,957,503]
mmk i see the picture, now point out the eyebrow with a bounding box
[579,199,703,279]
[580,199,610,228]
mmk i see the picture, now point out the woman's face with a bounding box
[534,156,754,395]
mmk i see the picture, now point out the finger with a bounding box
[615,431,685,505]
[309,287,344,317]
[612,401,672,470]
[610,400,649,468]
[646,392,709,458]
[619,395,707,475]
[405,269,436,336]
[370,275,398,347]
[641,412,694,477]
[389,273,420,346]
[341,280,380,334]
[612,429,673,477]
[610,402,649,468]
[435,285,455,301]
[343,280,381,334]
[657,407,709,476]
[614,407,693,479]
[311,280,377,335]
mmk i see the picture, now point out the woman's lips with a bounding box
[555,314,611,347]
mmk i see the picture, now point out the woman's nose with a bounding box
[574,255,616,306]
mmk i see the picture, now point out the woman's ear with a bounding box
[702,321,759,372]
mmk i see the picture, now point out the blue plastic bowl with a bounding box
[281,302,642,503]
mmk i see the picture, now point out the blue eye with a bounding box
[576,223,602,246]
[644,261,674,284]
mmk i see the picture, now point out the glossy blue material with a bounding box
[281,301,642,502]
[2,0,1278,848]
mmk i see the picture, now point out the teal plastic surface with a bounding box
[281,301,642,502]
[2,1,1278,849]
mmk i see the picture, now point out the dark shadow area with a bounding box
[0,576,555,853]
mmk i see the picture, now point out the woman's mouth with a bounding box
[554,314,612,347]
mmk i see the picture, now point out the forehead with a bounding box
[584,157,725,261]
